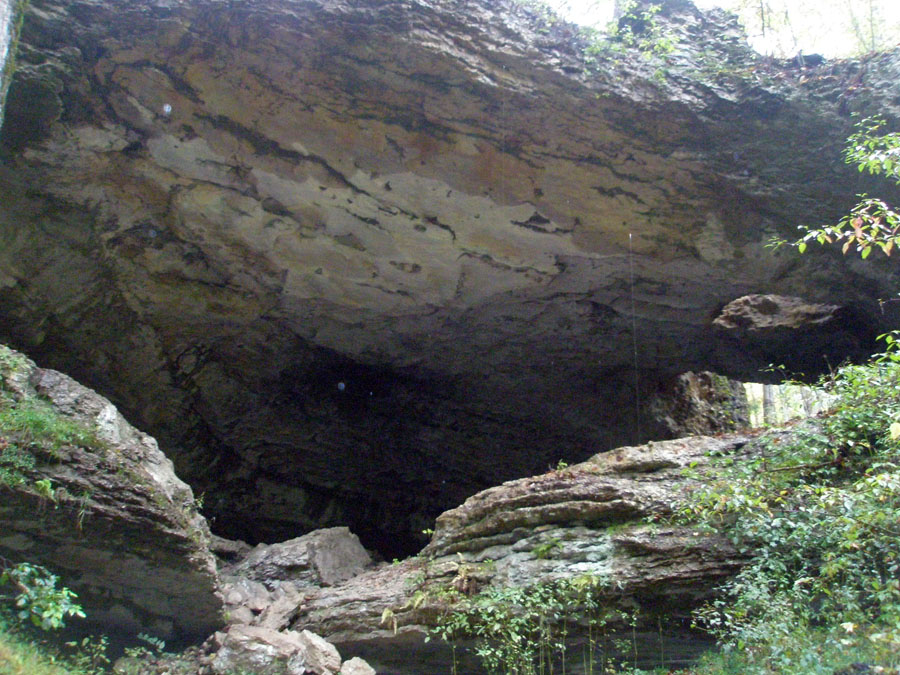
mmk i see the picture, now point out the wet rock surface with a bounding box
[0,0,898,555]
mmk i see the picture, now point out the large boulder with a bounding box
[228,527,373,589]
[218,527,373,631]
[0,344,222,640]
[209,625,342,675]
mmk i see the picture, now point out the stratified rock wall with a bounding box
[0,344,222,640]
[649,370,749,437]
[0,0,898,553]
[280,434,751,673]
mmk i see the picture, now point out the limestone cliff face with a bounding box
[0,0,898,554]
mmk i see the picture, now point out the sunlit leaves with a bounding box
[685,359,900,668]
[783,116,900,259]
[844,116,900,183]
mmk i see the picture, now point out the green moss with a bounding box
[0,399,99,455]
[0,346,102,488]
[0,442,34,486]
[0,345,28,380]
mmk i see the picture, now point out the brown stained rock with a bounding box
[0,345,222,640]
[0,0,895,556]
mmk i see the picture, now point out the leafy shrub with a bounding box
[0,562,84,631]
[0,614,86,675]
[682,358,900,672]
[429,574,645,675]
[772,114,900,259]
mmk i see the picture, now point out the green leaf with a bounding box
[797,242,807,254]
[861,246,872,259]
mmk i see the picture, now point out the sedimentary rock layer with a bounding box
[0,345,222,640]
[282,434,751,672]
[0,0,897,552]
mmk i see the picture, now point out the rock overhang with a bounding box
[1,0,899,556]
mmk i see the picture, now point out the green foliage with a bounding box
[771,115,900,258]
[115,633,209,675]
[0,613,87,675]
[680,357,900,672]
[0,398,99,456]
[532,537,563,560]
[845,116,900,182]
[33,478,57,503]
[580,0,675,71]
[0,563,85,631]
[513,0,676,73]
[0,351,101,487]
[430,574,644,675]
[0,442,36,487]
[63,636,109,675]
[608,1,674,57]
[0,346,28,376]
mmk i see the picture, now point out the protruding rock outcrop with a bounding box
[249,434,753,673]
[0,344,222,640]
[1,0,898,555]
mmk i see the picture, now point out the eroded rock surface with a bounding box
[0,344,222,640]
[649,370,749,437]
[278,434,752,673]
[0,0,898,554]
[0,0,27,123]
[217,527,374,631]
